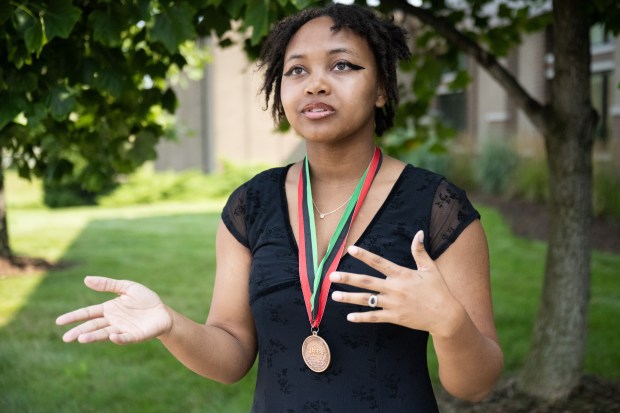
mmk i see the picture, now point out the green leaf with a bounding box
[25,102,48,127]
[0,97,22,130]
[74,112,96,129]
[89,9,123,46]
[47,85,76,120]
[133,0,151,21]
[24,16,45,55]
[11,8,33,34]
[43,0,82,41]
[161,88,177,113]
[448,69,470,91]
[497,3,512,19]
[224,0,245,18]
[0,1,12,25]
[291,0,315,9]
[428,140,448,154]
[9,43,32,69]
[244,0,269,46]
[93,70,126,98]
[47,158,74,181]
[8,71,38,93]
[196,6,233,37]
[11,7,47,56]
[151,2,197,53]
[128,130,158,165]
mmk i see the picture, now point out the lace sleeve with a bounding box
[221,184,250,249]
[428,179,480,259]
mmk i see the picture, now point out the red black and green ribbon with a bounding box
[298,147,382,329]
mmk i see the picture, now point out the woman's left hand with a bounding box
[330,230,461,336]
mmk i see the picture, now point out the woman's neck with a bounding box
[305,142,376,188]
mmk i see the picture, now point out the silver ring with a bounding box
[368,294,378,308]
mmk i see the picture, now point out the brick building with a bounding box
[156,26,620,172]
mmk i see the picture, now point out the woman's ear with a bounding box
[375,85,387,108]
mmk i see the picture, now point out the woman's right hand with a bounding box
[56,276,173,345]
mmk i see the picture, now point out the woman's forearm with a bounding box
[431,302,503,401]
[157,307,257,384]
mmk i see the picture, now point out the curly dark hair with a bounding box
[258,3,411,137]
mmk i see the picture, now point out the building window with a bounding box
[591,71,612,141]
[591,24,611,46]
[436,92,467,133]
[435,53,468,133]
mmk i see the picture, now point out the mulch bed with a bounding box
[0,255,56,277]
[473,194,620,254]
[437,375,620,413]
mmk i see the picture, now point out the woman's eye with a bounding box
[334,62,351,71]
[284,66,305,76]
[333,61,364,72]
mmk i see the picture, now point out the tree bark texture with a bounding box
[518,0,595,401]
[0,167,13,259]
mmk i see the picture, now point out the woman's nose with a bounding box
[304,70,330,95]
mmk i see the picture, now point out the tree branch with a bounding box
[382,0,551,136]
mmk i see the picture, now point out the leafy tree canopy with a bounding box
[0,0,314,193]
[2,0,617,193]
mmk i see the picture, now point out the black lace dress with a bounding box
[221,164,480,413]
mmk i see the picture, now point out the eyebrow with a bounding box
[285,48,356,63]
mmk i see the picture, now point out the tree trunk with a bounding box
[0,167,13,260]
[518,0,596,401]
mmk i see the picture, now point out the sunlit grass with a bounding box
[0,275,45,328]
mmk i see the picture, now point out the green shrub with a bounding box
[98,160,269,207]
[511,158,549,203]
[43,178,117,208]
[386,135,453,177]
[203,160,268,199]
[444,152,477,192]
[382,126,453,177]
[406,145,451,177]
[475,139,519,195]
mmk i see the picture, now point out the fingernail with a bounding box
[332,291,343,301]
[330,272,341,282]
[347,314,357,322]
[348,246,359,255]
[416,230,424,244]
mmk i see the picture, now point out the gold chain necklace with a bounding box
[312,195,353,219]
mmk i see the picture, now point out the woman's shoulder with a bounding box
[221,164,293,248]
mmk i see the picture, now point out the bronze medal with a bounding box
[301,332,331,373]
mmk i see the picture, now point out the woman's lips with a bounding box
[301,102,335,120]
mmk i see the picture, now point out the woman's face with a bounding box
[280,16,386,145]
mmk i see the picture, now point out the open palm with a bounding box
[56,276,173,345]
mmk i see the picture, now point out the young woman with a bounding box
[57,4,503,411]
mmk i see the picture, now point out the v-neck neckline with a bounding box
[279,163,412,259]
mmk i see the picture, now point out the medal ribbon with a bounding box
[298,147,382,329]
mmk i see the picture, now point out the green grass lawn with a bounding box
[1,185,619,412]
